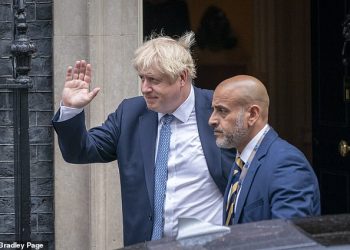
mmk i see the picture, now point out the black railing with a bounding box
[0,0,36,243]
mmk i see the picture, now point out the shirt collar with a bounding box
[238,124,270,164]
[158,84,195,123]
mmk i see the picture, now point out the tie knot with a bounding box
[235,156,244,170]
[162,114,174,125]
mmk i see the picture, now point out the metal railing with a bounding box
[0,0,36,243]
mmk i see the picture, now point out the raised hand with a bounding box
[62,60,100,108]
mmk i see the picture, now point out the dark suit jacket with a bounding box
[223,128,320,225]
[53,86,235,246]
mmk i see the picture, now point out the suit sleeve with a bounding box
[52,102,123,164]
[269,149,321,219]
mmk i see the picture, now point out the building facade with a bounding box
[0,0,141,249]
[53,0,141,249]
[0,0,316,249]
[0,0,54,249]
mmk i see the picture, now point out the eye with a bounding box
[215,106,229,118]
[218,107,227,113]
[149,77,161,84]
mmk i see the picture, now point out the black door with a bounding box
[312,0,350,214]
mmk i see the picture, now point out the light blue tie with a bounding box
[151,114,174,240]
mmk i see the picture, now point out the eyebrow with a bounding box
[212,104,229,110]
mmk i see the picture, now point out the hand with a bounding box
[62,60,100,108]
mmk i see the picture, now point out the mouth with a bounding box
[213,130,223,136]
[144,96,158,102]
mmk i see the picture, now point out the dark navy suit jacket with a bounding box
[223,128,320,225]
[53,87,235,246]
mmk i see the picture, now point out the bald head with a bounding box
[216,75,270,121]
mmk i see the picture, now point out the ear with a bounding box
[247,105,260,126]
[179,70,189,86]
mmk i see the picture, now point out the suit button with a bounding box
[148,214,153,221]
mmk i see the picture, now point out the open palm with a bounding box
[62,60,100,108]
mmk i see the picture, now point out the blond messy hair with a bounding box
[132,31,197,81]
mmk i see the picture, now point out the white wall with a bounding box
[53,0,142,249]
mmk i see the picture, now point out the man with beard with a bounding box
[209,75,320,226]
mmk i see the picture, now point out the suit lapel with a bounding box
[233,128,278,223]
[139,111,158,210]
[194,87,222,185]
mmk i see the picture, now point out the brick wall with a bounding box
[0,0,54,249]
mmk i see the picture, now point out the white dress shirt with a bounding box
[157,85,223,237]
[58,85,223,238]
[58,103,83,121]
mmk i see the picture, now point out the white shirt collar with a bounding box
[239,124,270,164]
[158,84,194,123]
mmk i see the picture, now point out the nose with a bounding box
[141,79,152,94]
[208,113,217,127]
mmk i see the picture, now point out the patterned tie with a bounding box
[151,114,174,240]
[225,156,244,225]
